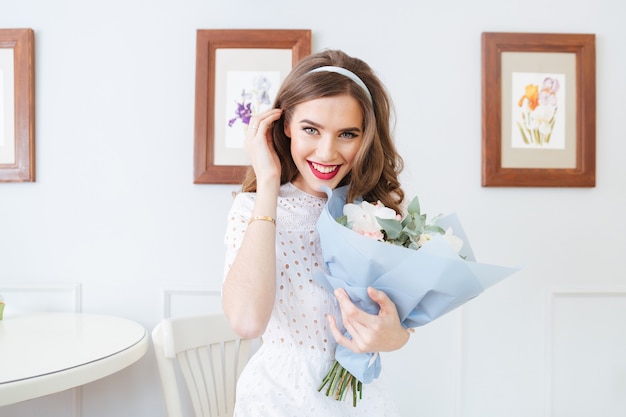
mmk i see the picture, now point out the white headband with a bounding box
[307,66,373,103]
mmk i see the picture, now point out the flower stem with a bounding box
[318,360,339,392]
[318,360,363,407]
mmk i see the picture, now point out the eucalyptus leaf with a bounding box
[377,217,402,239]
[425,225,445,235]
[401,226,419,237]
[407,196,421,216]
[412,214,425,231]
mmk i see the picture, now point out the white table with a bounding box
[0,312,148,406]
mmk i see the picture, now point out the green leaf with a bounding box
[401,226,419,237]
[407,196,421,216]
[377,217,402,239]
[517,122,531,144]
[425,225,445,235]
[413,214,426,232]
[336,215,348,227]
[401,215,413,229]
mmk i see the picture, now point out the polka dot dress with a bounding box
[224,183,400,417]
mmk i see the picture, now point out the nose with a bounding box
[315,135,337,162]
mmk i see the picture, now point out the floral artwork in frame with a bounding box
[481,32,595,187]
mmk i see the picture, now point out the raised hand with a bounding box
[245,109,283,189]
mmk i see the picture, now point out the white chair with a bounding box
[152,313,255,417]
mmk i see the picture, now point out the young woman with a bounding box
[222,49,410,416]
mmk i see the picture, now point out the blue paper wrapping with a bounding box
[313,186,519,384]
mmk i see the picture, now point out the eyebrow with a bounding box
[298,119,362,132]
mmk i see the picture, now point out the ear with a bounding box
[283,120,292,139]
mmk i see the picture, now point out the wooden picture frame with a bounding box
[0,28,35,182]
[481,32,595,187]
[193,29,311,184]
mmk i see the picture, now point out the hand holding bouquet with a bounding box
[314,186,518,406]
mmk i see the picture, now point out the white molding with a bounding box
[161,287,222,318]
[454,308,466,417]
[544,286,626,417]
[0,283,82,315]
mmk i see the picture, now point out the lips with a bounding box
[308,161,340,180]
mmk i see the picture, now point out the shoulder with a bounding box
[230,183,292,205]
[227,191,255,222]
[228,183,296,215]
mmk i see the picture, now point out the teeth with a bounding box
[311,162,338,174]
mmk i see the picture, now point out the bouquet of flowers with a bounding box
[314,186,518,406]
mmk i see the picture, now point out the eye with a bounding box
[303,126,318,135]
[340,131,359,139]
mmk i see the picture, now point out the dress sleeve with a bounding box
[223,192,255,282]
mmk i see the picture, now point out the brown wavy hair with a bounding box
[241,49,405,214]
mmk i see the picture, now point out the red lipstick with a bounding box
[308,161,340,180]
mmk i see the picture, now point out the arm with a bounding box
[222,109,283,339]
[328,287,411,353]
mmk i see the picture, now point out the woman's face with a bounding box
[284,95,364,198]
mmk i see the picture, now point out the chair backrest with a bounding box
[152,313,254,417]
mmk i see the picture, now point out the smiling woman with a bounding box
[221,49,407,416]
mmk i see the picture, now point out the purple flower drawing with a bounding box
[228,75,272,128]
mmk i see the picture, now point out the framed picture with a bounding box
[481,32,595,187]
[193,29,311,184]
[0,28,35,182]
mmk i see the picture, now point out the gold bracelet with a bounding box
[249,215,276,225]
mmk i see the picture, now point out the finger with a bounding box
[367,287,398,316]
[328,315,362,353]
[334,288,365,329]
[333,288,370,343]
[328,315,345,342]
[336,287,381,326]
[248,109,282,134]
[334,288,361,317]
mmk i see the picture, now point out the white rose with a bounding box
[371,201,399,221]
[344,201,397,241]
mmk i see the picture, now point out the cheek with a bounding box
[343,144,362,166]
[289,138,306,161]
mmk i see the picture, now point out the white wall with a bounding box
[1,1,625,416]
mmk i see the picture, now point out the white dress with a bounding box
[224,183,400,417]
